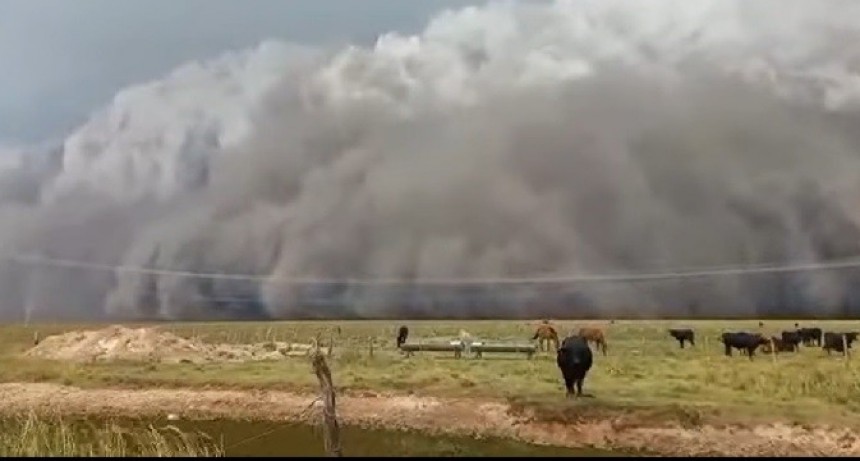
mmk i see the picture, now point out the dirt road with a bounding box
[0,382,856,457]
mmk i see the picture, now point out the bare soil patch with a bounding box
[0,382,856,457]
[24,325,326,364]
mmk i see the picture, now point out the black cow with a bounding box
[763,337,798,354]
[556,335,594,398]
[396,325,409,348]
[780,331,803,351]
[720,332,769,359]
[668,329,695,349]
[822,332,859,355]
[798,327,823,347]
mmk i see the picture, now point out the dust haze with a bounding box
[3,0,860,321]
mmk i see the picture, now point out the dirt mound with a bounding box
[24,325,327,364]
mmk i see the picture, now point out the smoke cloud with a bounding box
[4,0,860,321]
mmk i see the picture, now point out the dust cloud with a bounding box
[3,0,860,320]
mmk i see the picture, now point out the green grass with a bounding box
[0,412,223,457]
[2,319,859,428]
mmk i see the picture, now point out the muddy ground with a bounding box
[0,382,856,457]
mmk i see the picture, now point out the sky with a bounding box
[0,0,482,145]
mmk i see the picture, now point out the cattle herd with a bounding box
[682,324,859,359]
[559,323,859,398]
[394,322,858,399]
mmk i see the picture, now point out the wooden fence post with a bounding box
[311,351,343,457]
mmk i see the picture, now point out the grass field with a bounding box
[1,319,859,428]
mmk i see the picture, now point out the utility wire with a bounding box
[7,253,860,286]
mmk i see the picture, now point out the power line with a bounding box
[7,253,860,286]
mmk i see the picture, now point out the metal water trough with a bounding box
[471,342,537,359]
[400,341,465,358]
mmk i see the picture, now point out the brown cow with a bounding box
[532,322,559,352]
[578,327,607,356]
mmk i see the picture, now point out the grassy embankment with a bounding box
[1,319,859,428]
[0,412,223,456]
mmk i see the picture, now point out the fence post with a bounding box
[311,351,343,457]
[769,338,777,364]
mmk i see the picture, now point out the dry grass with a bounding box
[2,319,860,428]
[0,412,224,457]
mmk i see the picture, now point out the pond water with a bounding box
[57,417,635,457]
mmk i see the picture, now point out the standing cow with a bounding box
[779,331,802,351]
[396,325,409,349]
[822,332,859,355]
[798,327,823,347]
[556,335,594,398]
[720,332,769,359]
[761,337,798,354]
[532,322,560,352]
[578,327,608,356]
[668,329,695,349]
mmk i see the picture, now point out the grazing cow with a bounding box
[556,335,594,398]
[668,329,695,349]
[578,327,608,356]
[532,322,559,352]
[822,332,859,355]
[396,326,409,348]
[780,331,803,351]
[761,337,798,354]
[720,332,769,359]
[798,327,823,347]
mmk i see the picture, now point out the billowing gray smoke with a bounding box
[4,0,860,321]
